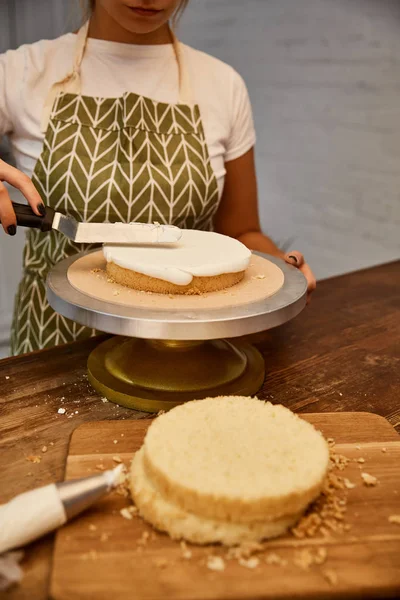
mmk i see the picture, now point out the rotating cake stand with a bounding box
[47,251,307,412]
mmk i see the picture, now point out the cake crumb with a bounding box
[382,447,387,453]
[88,524,97,532]
[26,455,41,464]
[101,397,108,403]
[5,375,10,380]
[227,542,264,560]
[238,557,260,569]
[322,568,338,586]
[57,408,66,414]
[361,472,378,486]
[100,533,109,542]
[137,531,150,546]
[95,464,106,471]
[388,515,400,525]
[120,507,134,520]
[265,553,287,567]
[112,455,122,463]
[180,541,193,560]
[252,274,265,280]
[153,558,168,569]
[343,478,356,489]
[206,556,225,572]
[41,446,48,453]
[112,290,120,296]
[356,457,365,464]
[293,548,315,570]
[113,439,118,444]
[356,445,361,450]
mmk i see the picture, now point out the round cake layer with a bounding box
[130,448,301,546]
[106,262,245,295]
[103,230,251,286]
[142,397,330,523]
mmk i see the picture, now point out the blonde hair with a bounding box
[82,1,189,27]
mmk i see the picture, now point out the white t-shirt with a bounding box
[0,34,256,199]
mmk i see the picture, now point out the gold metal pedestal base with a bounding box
[87,336,265,412]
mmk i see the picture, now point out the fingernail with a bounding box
[38,204,46,216]
[288,255,298,264]
[7,224,17,236]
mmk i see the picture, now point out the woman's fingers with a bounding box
[0,159,44,216]
[284,250,305,268]
[0,182,17,234]
[300,263,317,304]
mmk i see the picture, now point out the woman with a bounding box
[0,0,316,355]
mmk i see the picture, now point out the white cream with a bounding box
[103,230,251,286]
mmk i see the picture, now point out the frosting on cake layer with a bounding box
[103,230,251,286]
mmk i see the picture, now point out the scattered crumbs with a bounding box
[252,274,266,280]
[293,548,317,570]
[5,376,10,380]
[95,464,106,471]
[382,447,387,453]
[50,442,54,446]
[88,524,97,532]
[338,392,343,396]
[355,445,361,450]
[120,508,134,520]
[26,455,41,464]
[180,541,193,560]
[75,410,79,414]
[327,438,335,447]
[91,268,102,274]
[100,532,110,542]
[322,568,338,586]
[343,478,356,490]
[101,397,109,403]
[153,557,169,569]
[238,557,260,569]
[356,458,365,464]
[41,446,48,453]
[168,295,174,299]
[112,455,122,463]
[157,410,166,416]
[265,552,287,567]
[120,433,124,437]
[112,290,120,296]
[226,542,264,562]
[361,472,378,487]
[113,439,118,444]
[206,556,226,572]
[57,408,66,415]
[388,515,400,525]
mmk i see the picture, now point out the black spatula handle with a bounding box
[12,202,55,232]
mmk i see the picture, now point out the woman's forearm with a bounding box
[237,230,285,259]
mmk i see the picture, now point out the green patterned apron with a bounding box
[11,23,219,355]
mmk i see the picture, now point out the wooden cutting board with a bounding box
[51,413,400,600]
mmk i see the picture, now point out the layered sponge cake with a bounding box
[130,397,330,546]
[103,230,251,295]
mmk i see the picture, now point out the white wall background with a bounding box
[0,0,399,357]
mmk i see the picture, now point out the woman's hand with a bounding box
[0,159,45,235]
[284,251,316,303]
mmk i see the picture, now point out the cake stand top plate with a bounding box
[47,250,307,340]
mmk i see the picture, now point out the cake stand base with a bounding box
[87,336,265,412]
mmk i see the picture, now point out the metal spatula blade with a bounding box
[12,202,182,244]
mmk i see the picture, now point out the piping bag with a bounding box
[0,464,124,555]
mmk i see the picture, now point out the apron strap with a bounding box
[41,22,194,133]
[40,22,89,133]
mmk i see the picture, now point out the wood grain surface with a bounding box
[51,415,400,600]
[0,260,399,599]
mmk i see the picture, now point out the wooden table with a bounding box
[1,260,399,599]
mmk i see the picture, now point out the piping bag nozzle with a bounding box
[0,464,125,554]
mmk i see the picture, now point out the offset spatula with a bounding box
[11,202,182,244]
